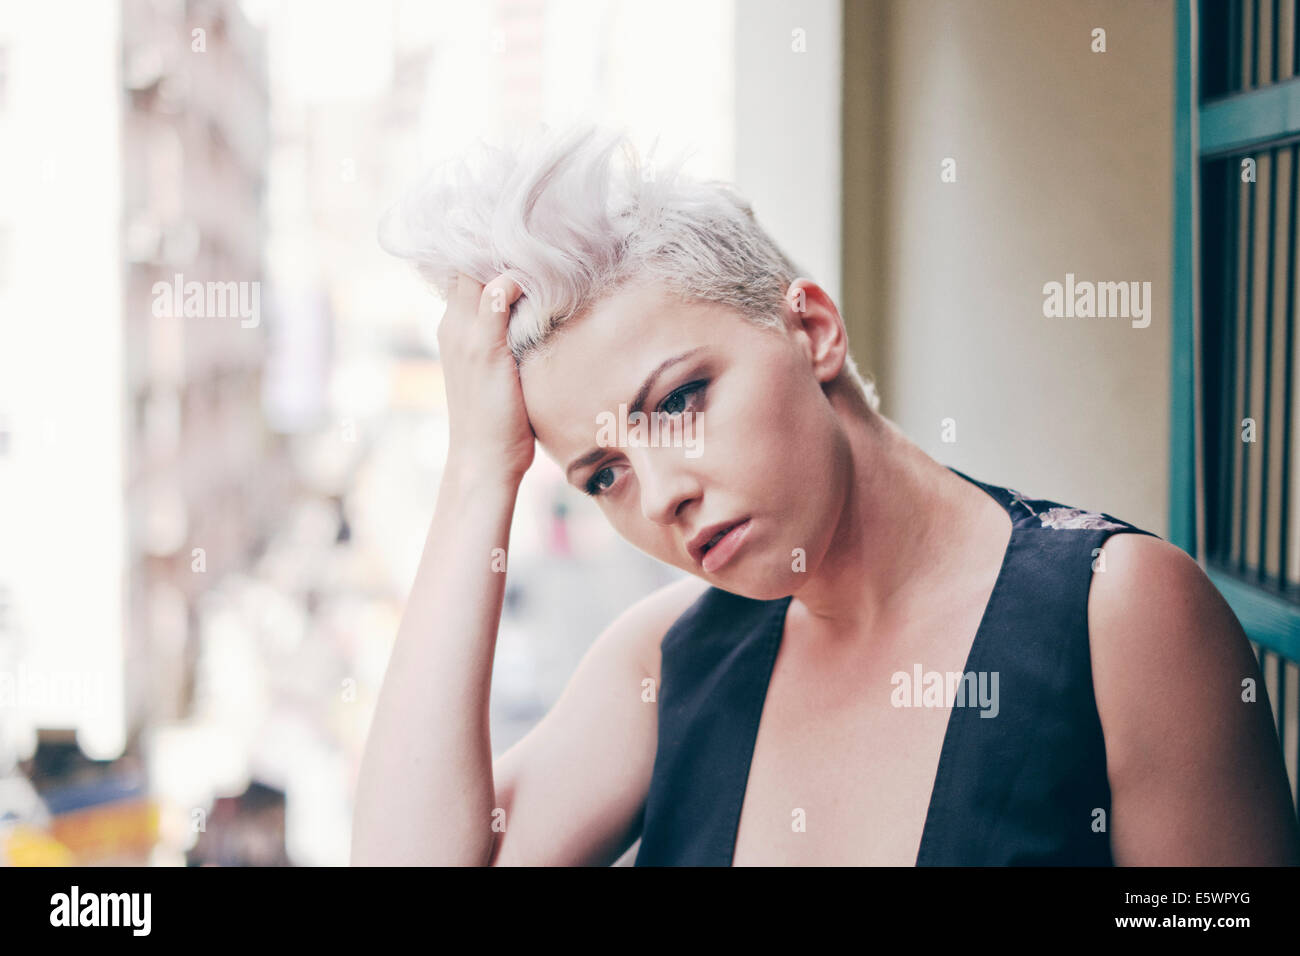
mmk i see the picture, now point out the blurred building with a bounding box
[0,0,278,863]
[122,0,276,733]
[2,0,739,867]
[186,779,288,866]
[0,0,127,770]
[16,730,158,866]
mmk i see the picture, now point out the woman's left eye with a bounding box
[584,465,619,497]
[659,380,707,417]
[582,381,707,499]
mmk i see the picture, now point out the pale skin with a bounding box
[350,269,1300,866]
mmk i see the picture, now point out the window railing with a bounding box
[1176,0,1300,817]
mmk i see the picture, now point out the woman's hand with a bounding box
[438,271,536,485]
[354,272,530,864]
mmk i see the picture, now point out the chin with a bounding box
[704,566,800,602]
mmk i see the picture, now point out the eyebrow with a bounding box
[564,346,707,483]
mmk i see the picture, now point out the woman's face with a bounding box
[519,278,853,600]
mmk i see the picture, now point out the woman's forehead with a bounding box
[520,296,740,462]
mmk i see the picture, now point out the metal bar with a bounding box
[1279,655,1289,756]
[1199,80,1300,156]
[1231,0,1243,92]
[1222,159,1242,559]
[1274,0,1281,83]
[1259,147,1277,581]
[1289,0,1297,78]
[1289,681,1300,822]
[1255,0,1262,87]
[1209,568,1300,659]
[1281,144,1297,591]
[1240,150,1258,572]
[1292,661,1300,820]
[1174,0,1201,555]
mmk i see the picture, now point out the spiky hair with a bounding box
[378,122,879,412]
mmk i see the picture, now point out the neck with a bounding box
[787,396,978,637]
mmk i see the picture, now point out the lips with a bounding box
[687,517,750,568]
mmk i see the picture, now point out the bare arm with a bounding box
[352,270,536,865]
[351,269,709,865]
[488,574,708,866]
[351,458,521,865]
[1089,533,1300,865]
[351,473,705,866]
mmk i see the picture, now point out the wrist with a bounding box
[441,453,526,497]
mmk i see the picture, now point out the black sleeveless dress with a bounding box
[633,466,1160,866]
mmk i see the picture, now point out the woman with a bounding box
[351,124,1300,866]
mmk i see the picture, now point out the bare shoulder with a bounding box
[1087,532,1300,863]
[1086,531,1247,735]
[614,574,712,681]
[1089,532,1212,624]
[1085,532,1235,727]
[1087,532,1246,675]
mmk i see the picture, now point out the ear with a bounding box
[782,278,849,386]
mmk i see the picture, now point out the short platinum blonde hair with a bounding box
[378,123,880,413]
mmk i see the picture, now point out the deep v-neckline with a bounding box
[725,466,1021,866]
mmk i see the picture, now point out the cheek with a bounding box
[743,370,826,461]
[611,510,681,561]
[750,400,840,511]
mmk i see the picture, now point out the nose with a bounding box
[633,446,700,526]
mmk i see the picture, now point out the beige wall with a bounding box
[843,0,1174,534]
[735,0,844,303]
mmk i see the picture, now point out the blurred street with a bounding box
[0,0,724,865]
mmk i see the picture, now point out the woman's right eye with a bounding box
[584,465,619,497]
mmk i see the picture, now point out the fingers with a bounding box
[452,270,483,313]
[449,271,523,317]
[440,272,524,356]
[480,275,524,317]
